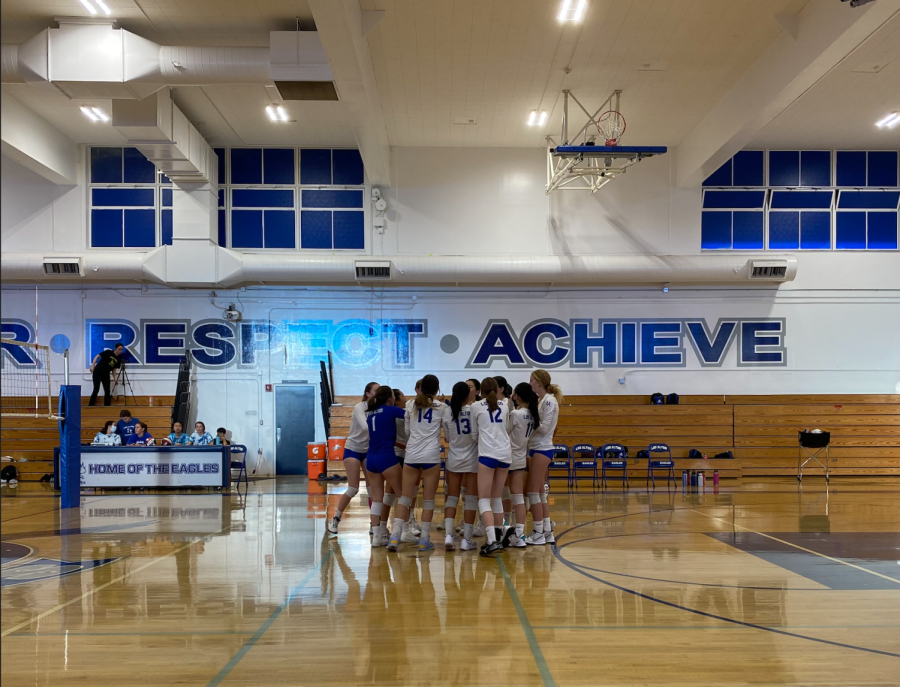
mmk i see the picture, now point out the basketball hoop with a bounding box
[597,110,626,146]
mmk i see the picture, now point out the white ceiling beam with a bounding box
[1,91,79,185]
[308,0,391,186]
[676,0,899,189]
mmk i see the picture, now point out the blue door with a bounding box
[274,384,316,475]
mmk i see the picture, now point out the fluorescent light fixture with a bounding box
[95,0,112,15]
[79,0,98,14]
[91,107,108,122]
[875,112,900,128]
[558,0,587,22]
[527,110,548,126]
[266,105,278,122]
[276,105,288,122]
[80,106,100,122]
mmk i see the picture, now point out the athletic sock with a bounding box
[444,518,454,533]
[534,520,544,534]
[486,526,497,544]
[421,522,432,540]
[463,523,474,540]
[380,523,389,537]
[392,518,404,539]
[543,517,552,533]
[334,510,343,520]
[516,524,524,538]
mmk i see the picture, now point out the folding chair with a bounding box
[646,443,675,487]
[571,443,599,490]
[230,444,248,486]
[599,443,629,488]
[798,431,830,482]
[548,443,572,489]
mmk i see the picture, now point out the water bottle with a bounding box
[149,396,154,406]
[682,470,688,487]
[713,470,720,486]
[690,471,697,487]
[698,472,705,489]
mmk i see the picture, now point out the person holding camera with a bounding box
[89,343,124,406]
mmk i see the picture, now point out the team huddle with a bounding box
[327,370,563,557]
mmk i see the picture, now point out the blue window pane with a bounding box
[836,212,866,249]
[300,149,332,184]
[231,148,263,185]
[701,211,731,249]
[232,210,264,248]
[868,212,898,249]
[91,209,123,247]
[92,188,155,207]
[91,147,122,183]
[769,151,799,186]
[333,211,364,249]
[733,151,764,186]
[732,212,764,249]
[123,148,155,183]
[301,210,332,248]
[263,148,295,184]
[218,189,225,208]
[800,211,830,249]
[838,191,900,209]
[769,212,799,249]
[702,159,732,187]
[800,151,830,187]
[124,209,156,247]
[161,210,173,245]
[702,190,765,209]
[333,149,364,185]
[162,188,172,207]
[218,209,227,247]
[301,190,364,208]
[836,151,866,187]
[770,190,833,209]
[868,151,899,187]
[232,189,294,208]
[214,148,226,186]
[264,210,296,248]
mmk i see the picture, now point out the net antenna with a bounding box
[546,89,667,194]
[1,339,63,419]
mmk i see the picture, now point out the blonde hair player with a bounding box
[525,369,563,545]
[505,382,538,548]
[441,381,480,551]
[388,374,449,553]
[328,381,379,535]
[471,376,512,557]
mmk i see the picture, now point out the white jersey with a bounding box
[344,401,370,453]
[404,398,449,465]
[471,398,511,463]
[442,404,478,473]
[395,416,410,458]
[529,393,559,452]
[508,407,533,470]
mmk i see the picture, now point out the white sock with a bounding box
[464,523,474,540]
[420,522,431,540]
[486,525,496,544]
[402,520,409,533]
[444,518,454,533]
[543,517,552,532]
[380,523,388,537]
[334,509,343,519]
[516,524,524,537]
[534,520,544,534]
[392,518,404,539]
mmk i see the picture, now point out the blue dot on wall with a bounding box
[49,334,71,354]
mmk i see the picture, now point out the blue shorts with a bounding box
[366,452,399,474]
[529,449,554,459]
[406,462,438,471]
[343,448,367,462]
[478,456,510,469]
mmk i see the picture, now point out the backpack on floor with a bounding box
[714,451,734,459]
[650,393,665,405]
[636,450,649,459]
[1,465,18,481]
[666,393,680,405]
[688,448,703,458]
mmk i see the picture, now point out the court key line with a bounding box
[690,510,900,584]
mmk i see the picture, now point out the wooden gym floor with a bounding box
[1,477,898,687]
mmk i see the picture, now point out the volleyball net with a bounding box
[0,339,63,418]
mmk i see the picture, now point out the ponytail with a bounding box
[449,381,470,421]
[480,377,499,413]
[513,382,541,430]
[414,374,440,410]
[531,369,564,404]
[367,385,394,412]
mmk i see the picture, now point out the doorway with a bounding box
[274,384,316,475]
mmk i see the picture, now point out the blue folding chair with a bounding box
[230,444,248,486]
[571,443,599,490]
[646,442,675,487]
[548,443,572,489]
[599,443,629,488]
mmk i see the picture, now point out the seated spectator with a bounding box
[93,420,122,446]
[116,409,139,440]
[166,421,191,445]
[126,421,154,446]
[215,427,231,446]
[190,421,214,445]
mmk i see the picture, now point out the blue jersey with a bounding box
[116,418,138,438]
[366,405,406,456]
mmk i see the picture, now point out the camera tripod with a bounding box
[113,363,137,404]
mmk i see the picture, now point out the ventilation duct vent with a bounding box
[43,259,83,276]
[749,260,788,280]
[274,81,339,101]
[355,260,391,281]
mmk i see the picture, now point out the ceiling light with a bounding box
[79,0,98,15]
[266,106,278,122]
[91,107,109,122]
[95,0,112,15]
[80,106,100,122]
[875,112,900,128]
[276,106,288,122]
[527,111,548,127]
[558,0,587,22]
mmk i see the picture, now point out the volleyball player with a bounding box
[327,381,378,534]
[471,377,512,557]
[507,382,538,548]
[380,388,417,543]
[388,374,449,552]
[525,369,563,545]
[363,386,405,547]
[494,375,514,526]
[441,381,479,551]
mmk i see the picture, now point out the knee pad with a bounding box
[398,495,413,508]
[383,493,396,507]
[512,493,526,506]
[344,486,359,500]
[464,495,478,512]
[502,486,511,500]
[528,492,541,507]
[423,499,436,510]
[478,498,493,516]
[491,497,503,514]
[370,502,383,516]
[540,492,549,504]
[445,495,459,509]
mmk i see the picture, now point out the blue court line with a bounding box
[205,549,332,687]
[497,557,557,687]
[9,630,256,637]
